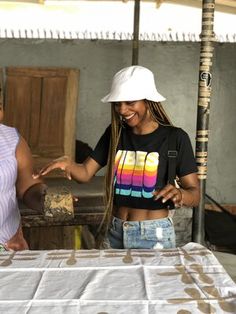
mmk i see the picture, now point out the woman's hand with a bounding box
[33,156,73,180]
[153,183,183,208]
[33,156,101,183]
[23,183,48,212]
[153,173,200,208]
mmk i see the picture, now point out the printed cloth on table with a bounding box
[0,242,235,314]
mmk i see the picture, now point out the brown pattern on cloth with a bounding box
[157,262,215,284]
[0,251,16,266]
[45,249,155,263]
[168,286,236,314]
[158,247,236,313]
[66,250,77,265]
[122,249,133,263]
[161,247,211,261]
[46,250,100,262]
[103,250,155,260]
[0,246,235,313]
[189,264,213,284]
[0,251,40,265]
[157,265,194,284]
[202,286,236,313]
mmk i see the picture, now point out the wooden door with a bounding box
[0,68,4,109]
[3,67,79,175]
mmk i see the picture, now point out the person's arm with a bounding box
[15,136,47,212]
[33,155,101,182]
[33,126,111,181]
[153,128,200,208]
[178,173,200,207]
[153,173,200,208]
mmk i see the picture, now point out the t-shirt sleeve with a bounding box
[176,128,198,177]
[89,125,111,167]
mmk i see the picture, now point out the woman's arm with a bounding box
[16,136,102,211]
[15,136,47,212]
[177,173,200,207]
[16,136,43,198]
[33,155,102,183]
[153,173,200,208]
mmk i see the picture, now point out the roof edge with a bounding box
[0,29,235,43]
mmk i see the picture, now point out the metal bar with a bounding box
[192,0,216,244]
[205,193,233,215]
[132,0,140,65]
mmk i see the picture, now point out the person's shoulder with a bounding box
[106,124,112,131]
[161,125,183,136]
[174,127,194,151]
[0,123,15,131]
[0,124,20,152]
[0,123,19,137]
[164,126,191,145]
[103,124,112,136]
[171,126,189,138]
[97,124,112,142]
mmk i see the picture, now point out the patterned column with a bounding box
[132,0,140,65]
[192,0,216,244]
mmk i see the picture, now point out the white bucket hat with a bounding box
[101,65,166,103]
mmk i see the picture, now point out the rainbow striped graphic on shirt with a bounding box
[114,150,159,198]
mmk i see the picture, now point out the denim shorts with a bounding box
[106,216,176,249]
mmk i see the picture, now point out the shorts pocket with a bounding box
[140,219,176,248]
[141,224,160,241]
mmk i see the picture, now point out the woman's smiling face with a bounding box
[113,100,157,134]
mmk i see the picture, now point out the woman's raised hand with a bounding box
[33,156,73,180]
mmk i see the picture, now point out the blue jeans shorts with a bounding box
[105,216,176,249]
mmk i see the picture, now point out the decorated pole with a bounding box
[132,0,140,65]
[192,0,216,244]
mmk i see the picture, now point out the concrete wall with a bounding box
[0,39,235,203]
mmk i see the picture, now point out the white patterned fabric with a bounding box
[0,242,235,313]
[0,124,20,244]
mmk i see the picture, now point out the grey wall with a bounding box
[0,39,235,203]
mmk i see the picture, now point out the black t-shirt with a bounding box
[90,124,197,210]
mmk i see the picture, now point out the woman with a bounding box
[34,65,200,249]
[0,105,47,251]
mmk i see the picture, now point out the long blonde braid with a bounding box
[95,106,121,247]
[146,100,173,126]
[104,106,121,221]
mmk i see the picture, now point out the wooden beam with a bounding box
[7,0,236,8]
[4,0,44,3]
[77,0,236,13]
[155,0,236,12]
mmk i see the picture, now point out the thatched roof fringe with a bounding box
[0,29,235,42]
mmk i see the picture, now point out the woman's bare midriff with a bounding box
[113,206,169,221]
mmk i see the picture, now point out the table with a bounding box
[20,176,105,227]
[0,242,236,314]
